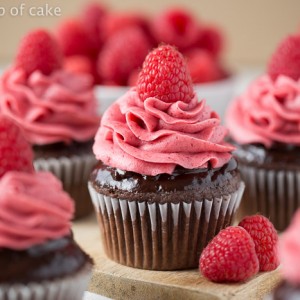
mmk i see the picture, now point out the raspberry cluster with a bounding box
[199,215,279,283]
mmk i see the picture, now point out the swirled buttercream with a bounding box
[93,88,233,176]
[226,75,300,147]
[0,67,100,145]
[0,171,74,250]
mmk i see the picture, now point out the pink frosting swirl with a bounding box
[226,75,300,147]
[0,171,74,250]
[93,88,233,176]
[0,67,100,145]
[279,209,300,284]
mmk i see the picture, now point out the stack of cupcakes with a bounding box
[226,34,300,231]
[0,115,93,300]
[88,45,244,270]
[0,29,101,218]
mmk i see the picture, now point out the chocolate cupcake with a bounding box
[268,209,300,299]
[226,34,300,231]
[0,171,93,300]
[0,29,100,218]
[88,45,244,270]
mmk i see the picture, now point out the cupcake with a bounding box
[226,34,300,231]
[0,29,100,218]
[0,171,93,300]
[269,209,300,299]
[88,45,244,270]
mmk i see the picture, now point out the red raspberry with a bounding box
[195,25,224,57]
[186,49,222,83]
[102,12,149,41]
[97,27,151,86]
[64,55,94,76]
[56,18,94,57]
[80,2,106,57]
[137,45,194,103]
[199,226,259,283]
[15,29,63,76]
[0,115,34,178]
[150,8,199,50]
[128,69,140,87]
[239,215,279,271]
[268,34,300,81]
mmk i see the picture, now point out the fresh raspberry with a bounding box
[64,55,94,76]
[56,18,94,57]
[186,49,222,83]
[150,8,199,50]
[239,215,279,272]
[195,25,224,57]
[199,226,259,283]
[103,12,149,41]
[0,115,34,178]
[97,27,151,86]
[268,34,300,81]
[80,2,106,57]
[128,69,140,86]
[137,45,194,103]
[15,29,63,76]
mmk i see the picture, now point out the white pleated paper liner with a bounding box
[0,263,92,300]
[34,154,96,219]
[88,181,245,270]
[238,164,300,231]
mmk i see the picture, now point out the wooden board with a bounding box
[73,215,282,300]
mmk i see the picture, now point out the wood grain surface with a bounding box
[73,215,282,300]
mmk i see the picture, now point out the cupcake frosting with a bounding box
[0,171,74,250]
[0,67,100,145]
[279,209,300,284]
[226,75,300,147]
[93,88,233,176]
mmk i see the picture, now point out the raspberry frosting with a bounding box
[226,75,300,147]
[279,209,300,284]
[93,88,233,176]
[0,67,100,145]
[0,171,74,250]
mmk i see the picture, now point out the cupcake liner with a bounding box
[34,154,96,219]
[0,263,92,300]
[238,164,300,231]
[88,182,245,270]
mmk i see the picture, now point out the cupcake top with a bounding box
[0,29,100,146]
[0,171,74,250]
[93,45,233,176]
[279,209,300,285]
[226,34,300,148]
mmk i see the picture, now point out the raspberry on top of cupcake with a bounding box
[226,34,300,147]
[0,29,100,146]
[93,45,234,176]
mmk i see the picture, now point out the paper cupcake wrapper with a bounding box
[88,182,245,270]
[34,154,96,219]
[238,164,300,231]
[0,263,92,300]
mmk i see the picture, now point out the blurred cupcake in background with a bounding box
[0,29,100,219]
[269,209,300,299]
[226,33,300,231]
[54,2,234,117]
[0,115,93,300]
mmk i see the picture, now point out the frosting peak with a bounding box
[226,74,300,147]
[0,171,74,250]
[0,67,100,145]
[93,88,233,175]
